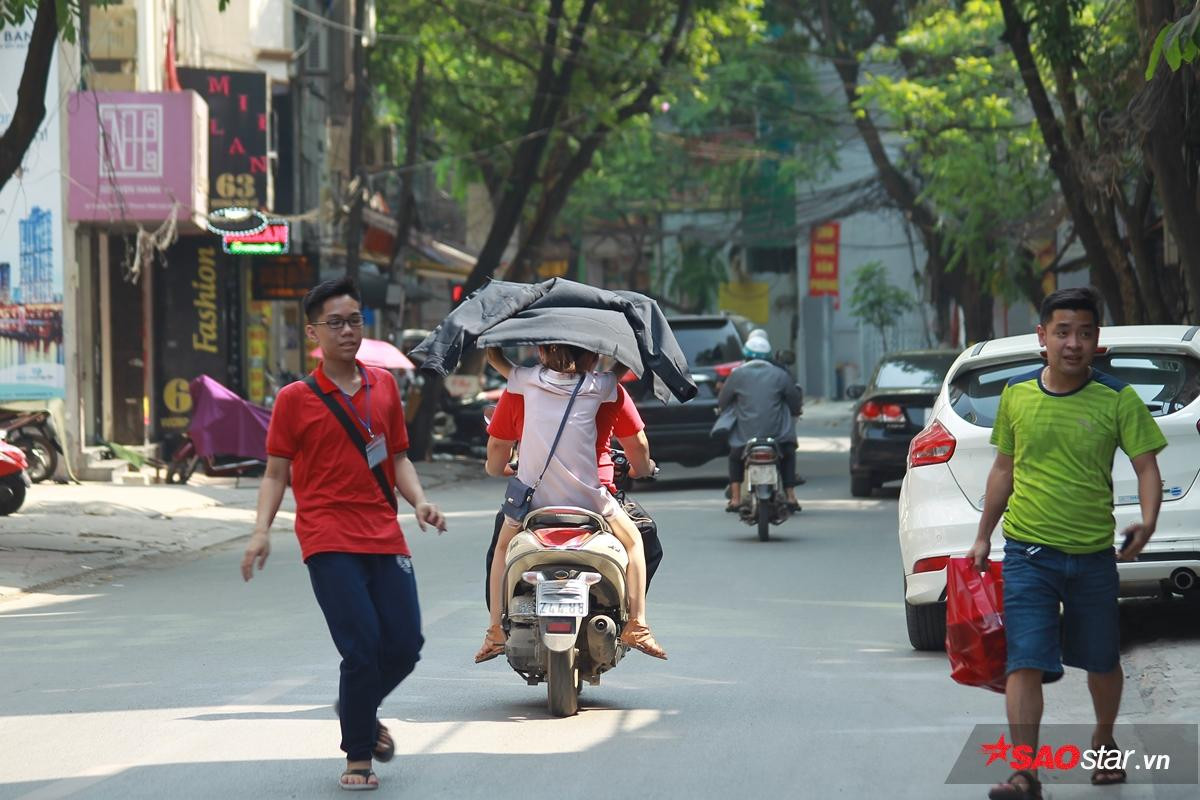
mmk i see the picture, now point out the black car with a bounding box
[847,349,960,497]
[622,314,753,467]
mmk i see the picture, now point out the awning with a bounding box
[407,234,476,280]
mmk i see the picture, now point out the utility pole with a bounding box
[344,0,368,280]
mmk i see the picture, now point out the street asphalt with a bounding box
[0,412,1196,799]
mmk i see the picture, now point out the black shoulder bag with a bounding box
[502,373,585,521]
[304,375,398,513]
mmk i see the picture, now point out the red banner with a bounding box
[808,221,840,297]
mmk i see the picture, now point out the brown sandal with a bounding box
[474,624,506,663]
[620,620,668,660]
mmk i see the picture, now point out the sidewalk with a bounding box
[0,458,486,599]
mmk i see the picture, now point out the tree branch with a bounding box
[0,0,58,192]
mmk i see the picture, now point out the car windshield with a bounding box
[672,324,743,367]
[873,354,957,389]
[949,352,1200,427]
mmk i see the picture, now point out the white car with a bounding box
[898,325,1200,650]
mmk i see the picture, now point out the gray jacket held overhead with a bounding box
[410,278,697,404]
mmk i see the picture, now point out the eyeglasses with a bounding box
[312,314,364,331]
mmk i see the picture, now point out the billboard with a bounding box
[177,68,272,210]
[0,22,65,400]
[67,91,208,223]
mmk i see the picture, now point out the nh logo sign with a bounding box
[98,103,164,178]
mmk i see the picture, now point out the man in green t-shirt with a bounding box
[967,287,1166,800]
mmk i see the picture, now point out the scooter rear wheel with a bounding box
[757,501,771,542]
[12,433,55,484]
[546,648,580,717]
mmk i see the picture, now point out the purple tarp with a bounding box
[187,375,272,461]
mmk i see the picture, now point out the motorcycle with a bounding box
[0,408,63,484]
[166,376,269,484]
[0,433,32,515]
[737,436,793,542]
[500,505,633,717]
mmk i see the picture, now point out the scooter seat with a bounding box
[527,512,602,533]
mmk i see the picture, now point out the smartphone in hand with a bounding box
[1120,530,1136,553]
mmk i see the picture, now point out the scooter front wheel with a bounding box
[0,475,26,515]
[546,647,580,717]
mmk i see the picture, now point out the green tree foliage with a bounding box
[848,261,915,351]
[997,0,1194,323]
[857,1,1052,305]
[559,28,838,262]
[373,0,762,290]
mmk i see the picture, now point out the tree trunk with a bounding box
[1119,173,1172,322]
[832,60,987,344]
[0,0,58,192]
[461,0,597,296]
[391,55,425,273]
[505,0,694,286]
[344,0,369,280]
[998,0,1137,325]
[1141,79,1200,322]
[407,374,442,462]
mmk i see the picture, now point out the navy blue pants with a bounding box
[307,552,424,762]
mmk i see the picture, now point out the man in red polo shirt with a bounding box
[482,381,663,603]
[241,278,446,792]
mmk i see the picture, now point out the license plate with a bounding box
[536,579,588,617]
[747,465,776,486]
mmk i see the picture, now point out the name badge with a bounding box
[365,435,388,468]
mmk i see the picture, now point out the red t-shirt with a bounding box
[266,361,411,560]
[486,384,644,492]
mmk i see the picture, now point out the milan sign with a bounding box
[177,68,272,211]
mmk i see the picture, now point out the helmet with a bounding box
[743,335,771,359]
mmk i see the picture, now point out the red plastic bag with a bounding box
[945,557,1007,693]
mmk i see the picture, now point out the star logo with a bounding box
[981,733,1012,766]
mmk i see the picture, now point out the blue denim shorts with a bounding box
[1001,538,1120,680]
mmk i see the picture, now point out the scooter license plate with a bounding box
[536,579,589,617]
[747,465,776,486]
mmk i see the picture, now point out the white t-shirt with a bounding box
[506,365,619,517]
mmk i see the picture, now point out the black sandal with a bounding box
[988,770,1041,799]
[1091,741,1127,785]
[373,723,395,763]
[339,767,378,791]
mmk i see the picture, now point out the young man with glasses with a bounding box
[241,277,446,791]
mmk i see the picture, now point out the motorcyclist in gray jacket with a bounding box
[717,334,803,511]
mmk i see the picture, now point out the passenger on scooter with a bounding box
[718,334,803,512]
[476,344,667,663]
[482,379,664,601]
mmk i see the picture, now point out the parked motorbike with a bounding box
[0,408,62,484]
[0,433,32,516]
[165,376,269,484]
[737,436,793,542]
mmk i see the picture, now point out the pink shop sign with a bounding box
[68,91,208,223]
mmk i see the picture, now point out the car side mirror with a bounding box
[845,384,866,400]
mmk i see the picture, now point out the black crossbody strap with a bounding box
[304,375,398,512]
[532,373,587,491]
